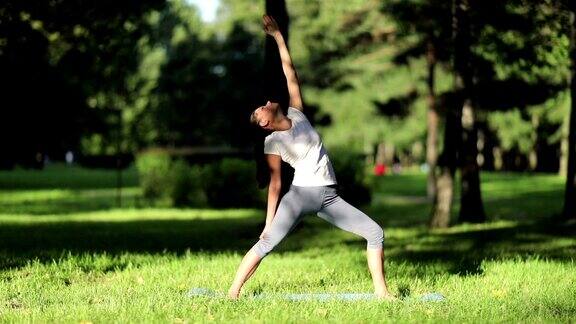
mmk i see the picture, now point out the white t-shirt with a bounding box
[264,107,337,186]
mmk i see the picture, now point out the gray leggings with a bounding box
[252,185,384,258]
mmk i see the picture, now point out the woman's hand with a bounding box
[262,15,280,37]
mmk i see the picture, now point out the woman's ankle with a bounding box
[227,287,240,299]
[375,285,392,295]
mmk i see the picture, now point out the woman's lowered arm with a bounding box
[260,153,282,239]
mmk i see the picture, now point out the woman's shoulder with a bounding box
[265,132,276,141]
[265,132,282,144]
[287,106,304,115]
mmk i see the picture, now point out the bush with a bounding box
[136,151,262,208]
[203,158,264,208]
[166,159,207,207]
[135,150,172,202]
[135,150,206,207]
[329,149,372,206]
[135,149,368,208]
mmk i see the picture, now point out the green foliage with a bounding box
[284,0,442,155]
[167,159,203,207]
[0,0,165,165]
[546,91,571,144]
[135,150,206,207]
[488,109,535,153]
[135,153,262,208]
[134,149,374,208]
[486,90,570,159]
[474,0,571,84]
[202,158,264,208]
[3,0,572,174]
[135,150,173,201]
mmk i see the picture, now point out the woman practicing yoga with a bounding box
[228,15,394,300]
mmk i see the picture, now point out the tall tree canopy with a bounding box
[0,0,164,167]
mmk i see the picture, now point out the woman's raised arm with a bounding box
[263,15,303,111]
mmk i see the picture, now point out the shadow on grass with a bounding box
[367,186,564,228]
[0,216,273,270]
[345,220,576,279]
[351,185,571,281]
[2,211,574,277]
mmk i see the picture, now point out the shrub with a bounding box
[136,151,262,208]
[135,149,368,209]
[203,158,264,208]
[135,150,172,202]
[166,159,208,207]
[136,150,206,207]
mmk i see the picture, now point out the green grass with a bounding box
[0,164,141,215]
[0,165,575,323]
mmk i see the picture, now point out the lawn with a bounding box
[0,165,575,323]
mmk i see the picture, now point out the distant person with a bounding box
[392,157,402,174]
[228,15,394,300]
[374,163,387,176]
[40,153,48,169]
[65,151,74,165]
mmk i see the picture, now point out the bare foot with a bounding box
[375,291,397,301]
[227,289,240,300]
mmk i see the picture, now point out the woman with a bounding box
[228,15,394,300]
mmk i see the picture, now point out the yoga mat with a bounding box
[186,288,446,302]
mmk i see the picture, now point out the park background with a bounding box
[1,0,575,322]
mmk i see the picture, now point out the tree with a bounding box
[474,0,570,175]
[452,0,568,222]
[454,0,486,223]
[96,0,269,154]
[380,0,471,227]
[0,0,164,167]
[430,99,460,228]
[387,0,454,201]
[287,0,429,156]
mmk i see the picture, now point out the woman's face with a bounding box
[253,101,279,130]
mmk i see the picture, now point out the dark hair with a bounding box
[250,110,259,126]
[252,131,271,189]
[249,109,270,189]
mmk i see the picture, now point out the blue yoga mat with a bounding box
[186,288,445,302]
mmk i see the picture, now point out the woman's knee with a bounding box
[253,236,276,258]
[364,223,384,248]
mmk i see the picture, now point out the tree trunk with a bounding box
[493,146,503,170]
[559,120,569,176]
[426,40,439,200]
[563,5,576,221]
[459,101,486,221]
[454,0,486,223]
[429,110,459,228]
[529,113,539,171]
[429,1,463,229]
